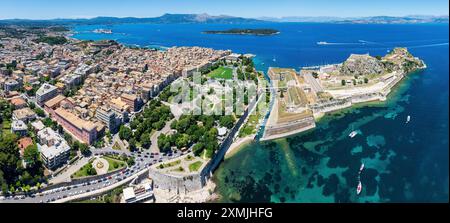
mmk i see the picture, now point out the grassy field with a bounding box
[2,120,11,136]
[277,102,313,123]
[287,87,307,106]
[189,161,203,172]
[103,156,127,172]
[157,160,181,169]
[208,67,233,80]
[71,162,95,179]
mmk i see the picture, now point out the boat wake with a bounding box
[317,40,380,46]
[407,42,449,49]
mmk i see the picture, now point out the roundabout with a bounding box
[92,157,109,175]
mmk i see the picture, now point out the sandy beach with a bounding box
[224,135,255,159]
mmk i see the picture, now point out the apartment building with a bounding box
[37,127,71,169]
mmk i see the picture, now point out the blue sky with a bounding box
[1,0,448,19]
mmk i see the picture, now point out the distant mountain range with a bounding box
[0,13,266,26]
[0,14,448,26]
[259,15,449,24]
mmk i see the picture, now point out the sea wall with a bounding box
[261,116,316,141]
[148,170,204,194]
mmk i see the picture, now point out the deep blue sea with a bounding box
[73,23,449,202]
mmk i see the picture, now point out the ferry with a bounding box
[406,115,411,124]
[93,29,113,34]
[349,131,358,138]
[356,181,362,195]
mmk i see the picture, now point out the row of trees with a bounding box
[0,131,46,194]
[158,114,235,158]
[119,100,173,151]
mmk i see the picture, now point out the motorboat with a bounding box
[359,163,365,173]
[357,181,362,195]
[349,131,358,138]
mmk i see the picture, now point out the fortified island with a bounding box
[261,48,426,141]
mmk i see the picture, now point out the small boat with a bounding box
[356,181,362,195]
[349,131,358,138]
[317,41,328,45]
[272,58,276,62]
[406,115,411,124]
[359,163,365,172]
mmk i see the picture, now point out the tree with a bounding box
[219,115,235,129]
[157,134,171,152]
[119,125,132,141]
[140,133,151,149]
[79,143,91,156]
[28,102,35,109]
[364,78,369,84]
[34,108,45,117]
[128,138,137,152]
[0,133,20,187]
[312,72,319,78]
[57,124,63,134]
[23,144,39,167]
[193,143,204,156]
[72,141,80,151]
[341,80,346,86]
[175,134,190,149]
[86,164,97,176]
[126,157,135,166]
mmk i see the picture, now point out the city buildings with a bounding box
[37,127,71,169]
[4,79,20,92]
[120,93,141,113]
[12,107,36,123]
[9,97,28,109]
[36,83,58,105]
[122,183,153,203]
[11,120,28,136]
[96,106,120,133]
[53,108,99,145]
[17,137,33,157]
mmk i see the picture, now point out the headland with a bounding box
[261,48,426,141]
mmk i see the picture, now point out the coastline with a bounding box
[224,135,255,159]
[260,62,426,142]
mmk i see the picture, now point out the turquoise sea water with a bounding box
[72,23,449,202]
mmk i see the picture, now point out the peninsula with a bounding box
[203,28,280,36]
[261,48,426,141]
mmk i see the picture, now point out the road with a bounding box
[149,119,173,153]
[0,148,188,203]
